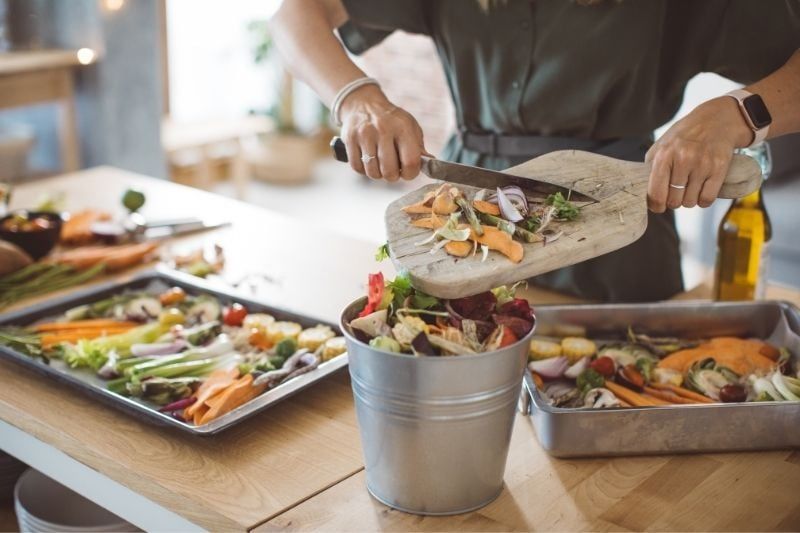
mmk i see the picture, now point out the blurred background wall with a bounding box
[0,0,165,177]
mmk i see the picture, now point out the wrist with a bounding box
[339,84,392,120]
[705,96,755,148]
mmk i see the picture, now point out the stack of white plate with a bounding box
[0,451,26,501]
[14,469,137,532]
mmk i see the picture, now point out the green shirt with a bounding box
[341,0,799,168]
[339,0,799,301]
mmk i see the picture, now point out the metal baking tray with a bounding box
[519,300,800,457]
[0,267,348,436]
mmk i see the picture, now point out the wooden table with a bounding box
[1,168,798,532]
[0,50,90,174]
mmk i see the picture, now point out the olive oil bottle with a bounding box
[713,143,772,301]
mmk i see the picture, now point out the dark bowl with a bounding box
[0,211,63,260]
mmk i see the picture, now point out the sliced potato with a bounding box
[243,313,275,333]
[265,321,302,344]
[298,324,335,351]
[320,337,346,361]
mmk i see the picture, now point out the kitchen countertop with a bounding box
[1,167,798,531]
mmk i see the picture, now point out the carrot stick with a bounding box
[33,319,139,332]
[644,386,697,405]
[650,382,714,404]
[604,380,658,407]
[198,374,266,425]
[641,393,672,406]
[41,327,134,347]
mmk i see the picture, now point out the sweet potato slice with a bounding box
[469,225,524,263]
[198,374,267,425]
[473,200,501,216]
[445,241,473,257]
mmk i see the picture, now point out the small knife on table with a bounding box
[330,136,594,201]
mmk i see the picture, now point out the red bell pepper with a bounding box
[358,272,385,317]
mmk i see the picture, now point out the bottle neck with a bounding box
[733,188,763,208]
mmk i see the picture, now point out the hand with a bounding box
[645,96,753,212]
[339,85,427,181]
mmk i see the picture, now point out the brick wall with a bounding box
[356,31,455,156]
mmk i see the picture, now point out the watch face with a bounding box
[743,94,772,129]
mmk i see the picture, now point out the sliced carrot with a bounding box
[102,242,159,271]
[48,242,158,271]
[61,210,111,245]
[641,393,672,406]
[649,383,714,404]
[473,200,501,216]
[444,241,473,258]
[198,374,267,425]
[605,380,657,407]
[185,367,240,418]
[33,319,139,332]
[531,372,544,390]
[41,327,136,347]
[643,386,696,405]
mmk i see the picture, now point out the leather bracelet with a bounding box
[330,77,380,128]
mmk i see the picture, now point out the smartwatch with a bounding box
[725,89,772,147]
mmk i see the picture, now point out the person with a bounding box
[270,0,800,302]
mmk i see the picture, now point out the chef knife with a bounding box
[330,136,595,201]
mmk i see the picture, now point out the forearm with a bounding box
[269,0,369,106]
[748,49,800,139]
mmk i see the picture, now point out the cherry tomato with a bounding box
[223,303,248,326]
[159,287,186,306]
[589,356,615,378]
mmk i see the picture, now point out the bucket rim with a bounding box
[340,296,536,361]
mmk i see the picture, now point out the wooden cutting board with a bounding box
[385,150,762,299]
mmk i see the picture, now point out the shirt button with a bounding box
[512,81,520,89]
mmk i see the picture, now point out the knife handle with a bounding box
[330,136,349,163]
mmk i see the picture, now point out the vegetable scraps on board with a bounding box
[528,327,799,408]
[348,272,534,355]
[401,183,582,264]
[0,286,347,426]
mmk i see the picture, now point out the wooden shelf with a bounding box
[0,49,90,76]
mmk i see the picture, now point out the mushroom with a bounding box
[583,387,621,408]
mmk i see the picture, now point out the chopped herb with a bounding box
[518,216,541,233]
[546,192,580,221]
[411,292,440,310]
[387,272,414,309]
[375,243,390,262]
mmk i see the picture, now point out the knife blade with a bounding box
[330,136,595,201]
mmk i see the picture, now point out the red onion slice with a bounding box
[495,187,524,222]
[528,356,569,380]
[489,186,528,217]
[564,357,589,379]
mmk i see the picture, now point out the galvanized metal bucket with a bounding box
[341,298,534,515]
